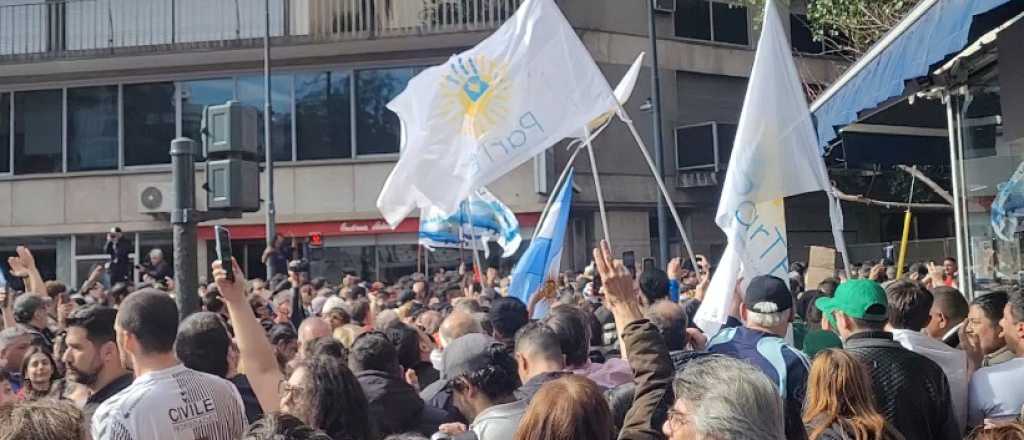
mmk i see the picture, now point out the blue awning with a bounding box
[810,0,1013,149]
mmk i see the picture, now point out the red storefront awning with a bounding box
[197,213,541,241]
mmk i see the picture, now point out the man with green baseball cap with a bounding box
[815,279,958,440]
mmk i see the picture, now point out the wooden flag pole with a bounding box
[618,108,699,272]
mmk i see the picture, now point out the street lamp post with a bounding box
[264,0,277,279]
[647,0,669,266]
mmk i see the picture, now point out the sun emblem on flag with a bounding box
[438,55,511,139]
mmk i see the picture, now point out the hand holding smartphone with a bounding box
[215,225,234,282]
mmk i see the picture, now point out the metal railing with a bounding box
[0,0,521,60]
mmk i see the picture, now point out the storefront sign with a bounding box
[198,213,539,241]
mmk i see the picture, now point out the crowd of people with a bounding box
[0,233,1022,440]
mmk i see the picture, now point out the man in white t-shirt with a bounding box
[92,289,247,440]
[967,289,1024,429]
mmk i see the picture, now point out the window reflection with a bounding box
[123,83,176,166]
[68,86,119,171]
[238,75,293,162]
[356,67,420,155]
[0,93,8,173]
[295,71,352,160]
[14,89,63,174]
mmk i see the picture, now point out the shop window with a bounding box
[181,78,235,155]
[295,71,353,160]
[238,74,294,162]
[68,86,119,171]
[675,0,749,46]
[14,89,63,174]
[124,83,176,166]
[355,67,421,155]
[0,93,9,173]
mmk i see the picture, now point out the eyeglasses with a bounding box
[666,409,690,431]
[278,380,310,398]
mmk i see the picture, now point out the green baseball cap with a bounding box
[815,279,888,326]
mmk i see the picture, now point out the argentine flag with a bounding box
[508,169,574,307]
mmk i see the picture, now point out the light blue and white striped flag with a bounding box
[508,169,574,306]
[418,187,522,258]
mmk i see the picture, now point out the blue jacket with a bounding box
[707,325,810,440]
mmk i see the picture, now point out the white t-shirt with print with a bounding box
[91,364,247,440]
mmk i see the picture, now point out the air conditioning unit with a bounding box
[676,170,719,189]
[137,182,174,214]
[654,0,676,13]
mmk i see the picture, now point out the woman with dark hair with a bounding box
[17,346,65,401]
[514,375,616,440]
[281,354,375,440]
[803,349,903,440]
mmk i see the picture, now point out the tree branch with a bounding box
[896,165,955,205]
[833,187,953,211]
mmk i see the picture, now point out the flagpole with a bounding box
[584,125,612,247]
[532,143,584,241]
[619,108,699,272]
[465,199,485,282]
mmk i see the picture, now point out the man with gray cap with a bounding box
[436,333,523,440]
[706,274,809,440]
[14,294,54,353]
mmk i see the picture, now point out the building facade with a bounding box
[0,0,846,285]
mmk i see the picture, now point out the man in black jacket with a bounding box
[105,227,133,284]
[816,279,959,440]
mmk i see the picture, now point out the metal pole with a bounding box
[532,143,584,241]
[170,138,200,321]
[945,89,968,296]
[647,0,669,266]
[584,125,612,247]
[264,0,277,281]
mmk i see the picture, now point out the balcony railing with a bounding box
[0,0,521,61]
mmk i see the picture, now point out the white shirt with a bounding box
[891,329,969,432]
[969,357,1024,427]
[92,364,248,440]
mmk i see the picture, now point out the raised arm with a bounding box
[213,258,283,414]
[8,246,45,296]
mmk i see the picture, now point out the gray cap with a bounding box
[14,294,47,323]
[442,333,502,380]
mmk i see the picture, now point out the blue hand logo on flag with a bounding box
[440,55,510,139]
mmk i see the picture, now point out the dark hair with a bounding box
[347,286,368,301]
[644,300,688,351]
[542,306,590,367]
[972,291,1010,327]
[383,434,429,440]
[245,412,333,440]
[304,337,348,363]
[311,277,327,291]
[885,280,933,330]
[44,281,67,299]
[514,321,564,365]
[1009,289,1024,324]
[324,308,351,327]
[297,355,374,440]
[488,297,528,343]
[176,312,231,378]
[908,263,928,279]
[383,323,420,371]
[638,268,669,304]
[453,343,520,401]
[344,299,370,325]
[0,400,87,440]
[270,324,299,345]
[14,295,47,324]
[803,292,825,325]
[204,290,226,314]
[348,332,399,374]
[115,289,179,354]
[944,257,957,264]
[109,282,131,305]
[930,286,969,322]
[851,315,887,331]
[817,279,839,296]
[65,305,117,346]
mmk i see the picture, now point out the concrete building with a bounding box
[0,0,846,285]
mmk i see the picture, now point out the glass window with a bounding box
[0,93,9,173]
[356,67,420,155]
[181,78,235,152]
[675,0,712,41]
[675,123,716,169]
[67,86,119,171]
[295,71,353,160]
[124,83,176,166]
[14,89,63,175]
[711,2,749,45]
[717,122,737,167]
[238,74,293,162]
[791,14,824,54]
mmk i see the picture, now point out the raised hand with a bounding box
[213,258,246,305]
[667,257,682,280]
[592,240,636,310]
[15,246,36,271]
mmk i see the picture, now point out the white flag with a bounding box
[694,0,848,335]
[376,0,618,226]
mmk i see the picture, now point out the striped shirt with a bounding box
[91,364,247,440]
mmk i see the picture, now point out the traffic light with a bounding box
[203,101,261,212]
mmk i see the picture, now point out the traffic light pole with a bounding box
[170,138,201,321]
[648,0,669,266]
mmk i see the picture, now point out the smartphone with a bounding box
[622,251,636,278]
[214,225,234,282]
[642,258,655,272]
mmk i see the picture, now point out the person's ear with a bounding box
[100,341,117,363]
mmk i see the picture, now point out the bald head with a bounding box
[438,311,483,348]
[298,317,331,351]
[645,300,688,351]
